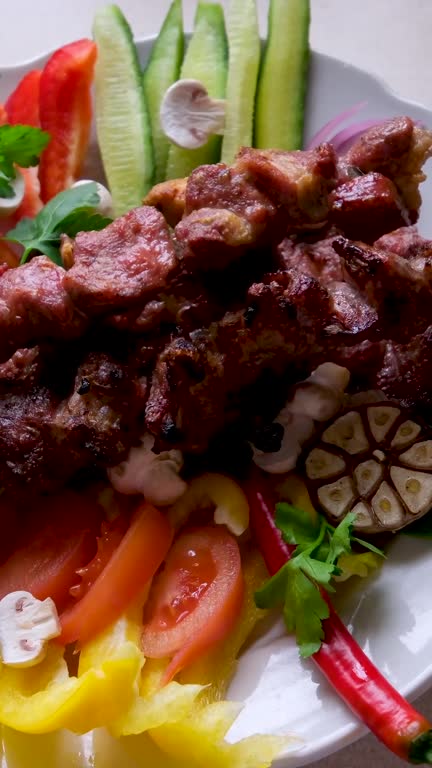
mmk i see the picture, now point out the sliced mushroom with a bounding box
[0,591,60,667]
[108,433,187,506]
[302,400,432,533]
[160,79,226,150]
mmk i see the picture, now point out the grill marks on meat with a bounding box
[145,273,335,452]
[64,206,178,313]
[0,257,87,363]
[329,172,408,242]
[333,236,432,341]
[343,117,432,220]
[237,144,337,227]
[0,348,146,494]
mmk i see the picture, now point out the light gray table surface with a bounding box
[1,1,431,766]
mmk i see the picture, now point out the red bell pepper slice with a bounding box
[245,469,432,764]
[4,69,43,221]
[0,104,7,126]
[5,70,41,127]
[38,39,97,202]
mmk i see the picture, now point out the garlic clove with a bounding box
[317,476,355,518]
[390,466,432,516]
[0,591,60,668]
[399,440,432,470]
[305,448,346,480]
[354,459,383,496]
[371,481,405,527]
[391,420,422,449]
[322,411,369,455]
[160,79,226,150]
[351,501,374,528]
[367,405,400,444]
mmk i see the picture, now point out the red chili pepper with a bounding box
[5,70,41,127]
[38,39,97,202]
[245,469,432,764]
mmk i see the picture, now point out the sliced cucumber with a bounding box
[143,0,184,184]
[165,2,227,180]
[93,5,153,216]
[254,0,310,151]
[221,0,260,164]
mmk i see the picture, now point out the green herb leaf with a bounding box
[6,183,112,264]
[326,512,356,564]
[0,125,50,175]
[0,173,15,199]
[284,566,330,658]
[255,502,385,659]
[275,502,320,549]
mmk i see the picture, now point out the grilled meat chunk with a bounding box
[374,327,432,417]
[343,117,432,220]
[333,236,432,341]
[0,348,147,494]
[64,206,178,313]
[236,143,337,228]
[176,208,257,271]
[329,172,408,242]
[0,256,87,363]
[145,273,336,452]
[144,177,187,227]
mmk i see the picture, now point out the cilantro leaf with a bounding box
[326,512,356,565]
[255,566,288,609]
[284,566,330,658]
[275,503,320,550]
[296,552,338,590]
[256,502,385,659]
[0,125,50,175]
[0,173,15,199]
[6,183,112,264]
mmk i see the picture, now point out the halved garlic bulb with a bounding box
[303,401,432,533]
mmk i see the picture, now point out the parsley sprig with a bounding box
[0,125,50,198]
[255,504,384,658]
[6,182,112,264]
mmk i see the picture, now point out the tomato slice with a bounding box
[0,490,102,610]
[141,526,244,684]
[58,502,173,647]
[69,514,129,600]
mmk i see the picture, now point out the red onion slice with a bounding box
[306,101,367,150]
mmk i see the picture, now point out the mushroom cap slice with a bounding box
[301,401,432,533]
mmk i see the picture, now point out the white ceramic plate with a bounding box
[1,40,432,767]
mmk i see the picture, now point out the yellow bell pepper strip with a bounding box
[113,550,271,735]
[168,473,249,536]
[148,701,289,768]
[0,612,143,734]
